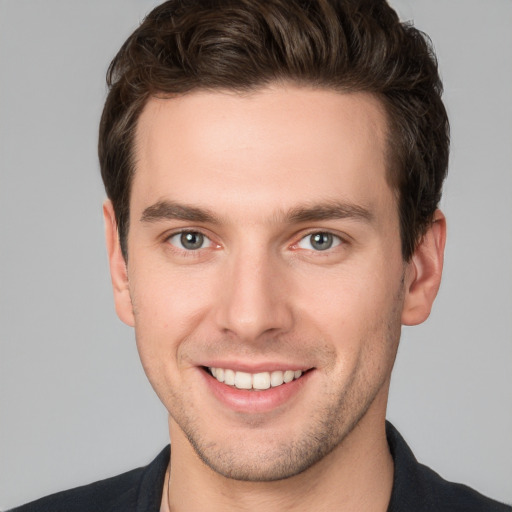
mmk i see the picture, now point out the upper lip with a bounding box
[199,361,312,373]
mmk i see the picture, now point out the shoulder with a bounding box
[411,461,511,512]
[7,446,170,512]
[7,468,143,512]
[386,422,511,512]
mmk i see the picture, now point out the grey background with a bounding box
[0,0,510,508]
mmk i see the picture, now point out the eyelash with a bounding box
[294,231,345,252]
[165,229,346,256]
[166,230,215,254]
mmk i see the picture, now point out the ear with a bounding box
[103,200,135,327]
[401,209,446,326]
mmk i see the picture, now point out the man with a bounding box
[7,0,510,511]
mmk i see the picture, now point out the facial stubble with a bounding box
[164,282,404,483]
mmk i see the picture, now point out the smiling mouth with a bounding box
[206,367,306,391]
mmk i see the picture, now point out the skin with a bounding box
[104,85,445,511]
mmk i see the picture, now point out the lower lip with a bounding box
[201,368,312,414]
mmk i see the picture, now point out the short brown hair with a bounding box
[99,0,449,260]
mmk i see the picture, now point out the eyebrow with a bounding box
[140,201,220,224]
[285,201,373,224]
[140,199,373,225]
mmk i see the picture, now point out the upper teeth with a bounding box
[209,368,303,390]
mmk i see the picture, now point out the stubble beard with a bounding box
[169,318,401,483]
[177,377,385,482]
[154,272,406,483]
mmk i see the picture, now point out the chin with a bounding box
[177,397,372,482]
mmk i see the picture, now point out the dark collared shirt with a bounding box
[8,422,511,511]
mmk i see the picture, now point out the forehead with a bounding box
[132,86,391,218]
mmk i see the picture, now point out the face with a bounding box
[106,86,430,481]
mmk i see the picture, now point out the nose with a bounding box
[214,248,294,342]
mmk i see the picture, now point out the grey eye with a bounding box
[168,231,211,250]
[310,233,333,250]
[297,232,341,251]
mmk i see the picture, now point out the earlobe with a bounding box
[103,200,135,327]
[401,209,446,326]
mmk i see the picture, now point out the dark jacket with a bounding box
[8,423,511,511]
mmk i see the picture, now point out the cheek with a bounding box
[292,258,403,364]
[295,263,396,322]
[127,264,215,383]
[130,261,216,329]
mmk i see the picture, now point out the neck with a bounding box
[163,405,393,512]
